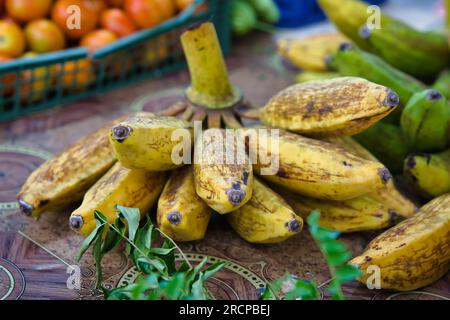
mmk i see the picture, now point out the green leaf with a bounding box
[335,264,361,282]
[116,205,141,242]
[326,251,352,266]
[150,247,176,255]
[312,229,340,242]
[76,221,105,261]
[165,273,186,300]
[202,261,226,281]
[320,240,347,255]
[160,240,176,275]
[137,256,167,276]
[93,235,104,287]
[191,273,208,300]
[101,217,126,254]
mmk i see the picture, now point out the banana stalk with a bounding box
[181,22,242,109]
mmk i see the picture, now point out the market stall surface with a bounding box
[0,29,449,300]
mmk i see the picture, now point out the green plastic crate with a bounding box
[0,0,231,122]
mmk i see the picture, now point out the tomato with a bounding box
[100,8,137,37]
[25,20,66,53]
[5,0,52,23]
[124,0,175,29]
[52,0,99,39]
[0,20,26,57]
[80,29,118,52]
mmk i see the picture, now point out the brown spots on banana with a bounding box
[69,215,84,231]
[111,125,132,143]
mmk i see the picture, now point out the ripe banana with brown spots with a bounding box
[157,166,212,242]
[69,162,166,236]
[282,190,396,233]
[350,194,450,291]
[193,129,253,214]
[260,77,399,137]
[17,114,132,218]
[277,32,348,72]
[226,178,303,244]
[244,128,391,200]
[324,136,417,219]
[109,113,193,171]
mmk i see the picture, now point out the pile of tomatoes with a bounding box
[0,0,196,99]
[0,0,196,58]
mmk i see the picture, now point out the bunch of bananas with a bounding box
[18,18,450,293]
[276,0,450,291]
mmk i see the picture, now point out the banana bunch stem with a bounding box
[181,22,242,110]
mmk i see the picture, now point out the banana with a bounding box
[354,122,409,174]
[329,43,425,108]
[433,70,450,100]
[226,178,303,244]
[400,89,449,152]
[404,150,450,199]
[295,71,339,83]
[193,128,253,214]
[283,191,396,233]
[277,33,348,72]
[324,136,417,219]
[244,128,391,200]
[109,114,193,171]
[17,115,131,217]
[69,162,166,236]
[360,24,450,80]
[260,77,399,137]
[319,0,450,79]
[350,194,450,291]
[157,166,211,242]
[317,0,393,51]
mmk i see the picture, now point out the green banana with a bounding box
[404,149,450,199]
[360,25,450,79]
[400,89,450,152]
[354,122,410,174]
[317,0,392,51]
[329,43,425,109]
[319,0,450,79]
[433,70,450,100]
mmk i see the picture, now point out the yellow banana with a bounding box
[244,128,391,200]
[193,129,253,214]
[260,77,399,137]
[69,162,166,236]
[157,166,212,242]
[282,190,396,233]
[404,150,450,199]
[325,136,417,218]
[17,115,131,217]
[350,194,450,291]
[109,114,193,171]
[226,178,303,244]
[277,33,348,72]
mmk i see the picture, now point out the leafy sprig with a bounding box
[76,205,225,300]
[262,210,361,300]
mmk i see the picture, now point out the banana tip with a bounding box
[111,125,132,142]
[286,218,303,233]
[69,215,84,231]
[18,199,33,216]
[427,90,443,101]
[167,211,182,225]
[338,42,354,51]
[384,90,400,108]
[378,167,392,184]
[227,183,246,206]
[358,26,371,39]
